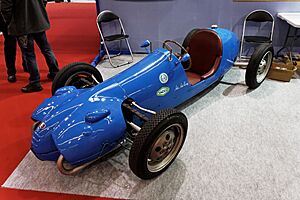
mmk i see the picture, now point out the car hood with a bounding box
[31,81,128,164]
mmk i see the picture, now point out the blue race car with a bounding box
[31,27,273,179]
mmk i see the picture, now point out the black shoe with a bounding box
[8,75,17,83]
[21,84,43,93]
[47,72,57,81]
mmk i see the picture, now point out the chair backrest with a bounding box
[97,10,125,37]
[243,10,274,39]
[186,29,222,76]
[239,10,274,59]
[97,10,120,24]
[246,10,273,23]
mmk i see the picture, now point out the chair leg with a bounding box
[125,38,134,63]
[102,42,118,67]
[109,52,122,59]
[106,52,120,68]
[109,38,134,68]
[101,38,134,68]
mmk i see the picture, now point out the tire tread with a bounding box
[52,62,103,95]
[245,44,274,89]
[129,109,187,179]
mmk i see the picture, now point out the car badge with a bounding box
[39,122,46,129]
[159,73,169,84]
[156,87,170,97]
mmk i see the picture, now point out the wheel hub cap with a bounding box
[149,130,175,162]
[258,60,267,74]
[147,124,184,173]
[256,51,272,84]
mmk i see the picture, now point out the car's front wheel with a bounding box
[52,62,103,95]
[129,109,188,179]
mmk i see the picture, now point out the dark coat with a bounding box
[0,0,50,36]
[0,14,5,32]
[0,0,6,31]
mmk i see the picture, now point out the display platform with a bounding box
[2,56,300,200]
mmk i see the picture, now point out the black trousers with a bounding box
[2,29,27,76]
[23,31,59,85]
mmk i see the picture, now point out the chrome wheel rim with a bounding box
[257,51,272,83]
[65,72,98,89]
[147,123,184,173]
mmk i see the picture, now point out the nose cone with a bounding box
[31,81,129,164]
[32,86,79,122]
[31,121,61,161]
[31,102,83,161]
[32,95,127,165]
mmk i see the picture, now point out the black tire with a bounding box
[129,109,188,179]
[181,29,199,69]
[246,44,274,89]
[52,62,103,95]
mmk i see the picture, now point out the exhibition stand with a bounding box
[0,1,299,200]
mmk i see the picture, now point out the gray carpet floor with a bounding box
[3,55,300,200]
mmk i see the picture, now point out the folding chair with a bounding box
[97,10,134,68]
[239,10,275,60]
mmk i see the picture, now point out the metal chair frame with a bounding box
[96,10,134,68]
[239,10,275,60]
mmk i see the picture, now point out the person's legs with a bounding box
[3,29,17,82]
[20,47,28,72]
[32,32,59,78]
[21,34,42,92]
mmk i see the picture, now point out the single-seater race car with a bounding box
[31,27,273,179]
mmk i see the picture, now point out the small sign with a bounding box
[156,87,170,97]
[159,73,169,84]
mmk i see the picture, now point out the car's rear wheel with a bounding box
[52,62,103,95]
[246,44,274,89]
[129,109,188,179]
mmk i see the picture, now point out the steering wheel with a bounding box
[162,40,192,71]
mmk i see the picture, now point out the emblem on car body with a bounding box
[159,73,169,84]
[156,87,170,97]
[39,122,46,130]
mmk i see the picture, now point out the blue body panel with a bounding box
[32,83,128,165]
[31,28,239,165]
